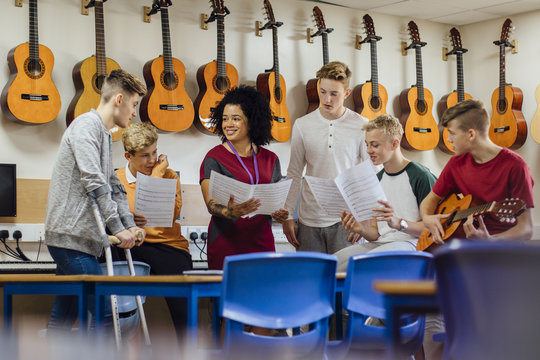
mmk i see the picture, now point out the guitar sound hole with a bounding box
[274,87,282,102]
[497,99,507,114]
[160,71,178,91]
[95,74,106,92]
[214,76,230,94]
[24,58,45,80]
[416,100,427,114]
[370,96,381,110]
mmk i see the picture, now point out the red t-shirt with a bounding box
[432,148,534,235]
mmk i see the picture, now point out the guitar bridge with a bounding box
[272,116,286,123]
[21,94,49,101]
[413,127,432,133]
[159,105,184,111]
[494,126,510,133]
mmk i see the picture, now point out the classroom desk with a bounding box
[0,274,91,335]
[374,280,439,360]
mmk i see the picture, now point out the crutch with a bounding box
[108,233,151,346]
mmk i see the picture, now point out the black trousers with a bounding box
[104,242,193,341]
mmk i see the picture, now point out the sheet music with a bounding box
[304,176,350,217]
[209,171,292,216]
[335,161,387,222]
[134,172,177,227]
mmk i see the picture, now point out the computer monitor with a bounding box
[0,164,16,217]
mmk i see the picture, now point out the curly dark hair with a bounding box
[210,85,273,146]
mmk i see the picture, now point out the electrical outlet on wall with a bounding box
[35,224,45,241]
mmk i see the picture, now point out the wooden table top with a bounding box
[373,280,436,295]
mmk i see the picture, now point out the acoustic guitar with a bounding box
[194,0,238,135]
[489,18,527,149]
[305,6,333,114]
[256,0,291,143]
[437,28,473,154]
[352,14,388,120]
[399,21,439,151]
[416,193,526,252]
[530,85,540,144]
[0,0,61,124]
[140,0,194,132]
[66,0,123,141]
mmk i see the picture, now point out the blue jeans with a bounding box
[47,246,108,334]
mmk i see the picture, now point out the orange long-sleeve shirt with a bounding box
[116,166,189,253]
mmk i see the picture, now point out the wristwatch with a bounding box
[399,219,409,232]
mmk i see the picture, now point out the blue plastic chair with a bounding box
[327,251,434,359]
[218,251,337,360]
[434,239,540,360]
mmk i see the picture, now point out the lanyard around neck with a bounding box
[226,139,259,185]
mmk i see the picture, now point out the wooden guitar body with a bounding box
[416,194,472,252]
[399,86,439,151]
[140,56,194,132]
[256,71,291,142]
[352,82,388,120]
[489,85,527,149]
[530,84,540,144]
[1,43,61,124]
[193,60,239,134]
[436,91,473,154]
[305,78,320,114]
[66,56,122,139]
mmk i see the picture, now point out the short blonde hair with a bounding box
[316,61,352,88]
[122,122,158,154]
[100,69,146,103]
[363,114,404,140]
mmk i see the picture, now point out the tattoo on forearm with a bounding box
[208,199,232,218]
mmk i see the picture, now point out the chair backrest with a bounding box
[434,239,540,360]
[221,251,337,329]
[344,251,434,319]
[99,261,150,312]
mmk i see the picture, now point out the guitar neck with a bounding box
[94,1,107,77]
[498,44,506,102]
[216,14,226,79]
[322,32,329,65]
[415,46,425,101]
[453,202,495,222]
[160,7,174,74]
[272,26,281,90]
[29,0,39,61]
[456,52,465,102]
[370,38,379,98]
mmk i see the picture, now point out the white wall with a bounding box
[0,0,537,227]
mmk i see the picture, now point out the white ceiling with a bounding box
[309,0,540,25]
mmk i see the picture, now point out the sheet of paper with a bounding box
[304,176,350,217]
[209,171,252,206]
[134,172,177,227]
[209,171,292,217]
[334,161,387,222]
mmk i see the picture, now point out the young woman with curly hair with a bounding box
[199,85,288,270]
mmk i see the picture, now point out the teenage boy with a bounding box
[420,99,534,242]
[334,114,436,272]
[116,122,192,342]
[283,61,369,254]
[45,69,147,335]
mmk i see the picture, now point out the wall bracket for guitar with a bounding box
[200,14,209,30]
[355,35,362,50]
[81,0,90,15]
[142,6,151,23]
[15,0,23,7]
[307,28,314,43]
[255,21,263,37]
[401,41,408,56]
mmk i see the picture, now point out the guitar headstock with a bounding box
[500,18,512,42]
[450,27,462,49]
[210,0,226,15]
[263,0,276,23]
[156,0,171,7]
[363,14,376,38]
[492,198,526,223]
[313,6,326,31]
[407,21,421,44]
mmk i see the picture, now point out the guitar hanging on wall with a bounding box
[436,27,473,154]
[0,0,61,124]
[530,85,540,144]
[399,21,439,151]
[194,0,238,135]
[256,0,291,142]
[352,14,388,120]
[66,0,124,141]
[140,0,194,132]
[305,6,333,115]
[489,18,527,149]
